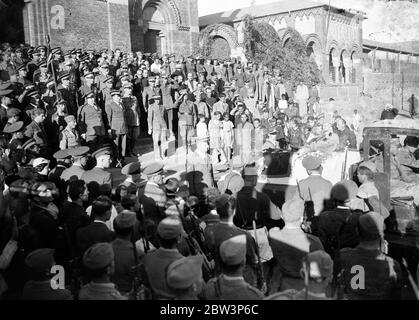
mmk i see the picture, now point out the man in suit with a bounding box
[76,196,115,253]
[143,217,184,299]
[148,95,168,160]
[60,146,89,182]
[105,90,127,165]
[140,162,167,226]
[117,162,145,197]
[78,91,106,147]
[24,108,49,155]
[81,147,113,189]
[294,155,333,217]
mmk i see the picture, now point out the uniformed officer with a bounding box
[78,71,97,106]
[60,146,90,182]
[166,255,204,300]
[200,235,264,300]
[177,90,196,149]
[49,149,71,187]
[265,250,334,300]
[59,115,81,150]
[117,161,146,197]
[3,107,21,132]
[78,91,106,147]
[143,217,184,299]
[142,76,161,112]
[294,155,333,217]
[81,146,113,188]
[3,120,25,151]
[79,243,127,300]
[147,95,168,160]
[22,248,73,300]
[122,82,141,156]
[105,90,127,166]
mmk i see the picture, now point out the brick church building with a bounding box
[0,0,199,55]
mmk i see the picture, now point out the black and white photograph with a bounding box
[0,0,418,305]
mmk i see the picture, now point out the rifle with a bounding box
[296,179,312,234]
[341,142,350,181]
[252,220,266,292]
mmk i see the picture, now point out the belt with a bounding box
[242,225,263,230]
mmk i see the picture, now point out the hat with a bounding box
[0,89,13,97]
[143,162,163,176]
[114,210,136,229]
[215,194,230,208]
[358,161,377,173]
[167,255,203,290]
[219,235,247,266]
[83,243,114,270]
[358,211,384,241]
[305,250,333,279]
[164,178,180,195]
[110,90,121,96]
[92,146,112,158]
[84,72,94,79]
[83,91,95,99]
[59,73,70,82]
[157,217,183,240]
[53,149,70,160]
[36,45,47,52]
[331,180,358,202]
[17,64,26,71]
[64,115,76,124]
[22,138,37,150]
[3,121,24,134]
[103,76,113,84]
[67,146,90,157]
[54,99,67,107]
[25,248,55,272]
[302,155,322,171]
[282,199,305,223]
[32,157,50,167]
[121,162,142,175]
[123,82,133,89]
[6,108,21,118]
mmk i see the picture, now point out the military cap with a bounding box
[25,248,55,272]
[92,146,112,158]
[51,47,61,54]
[215,194,231,208]
[53,149,70,160]
[64,115,76,124]
[148,76,156,82]
[305,250,333,279]
[302,155,322,171]
[27,48,34,55]
[152,95,161,100]
[38,61,47,68]
[75,49,82,54]
[46,79,55,88]
[114,210,136,229]
[67,146,90,157]
[22,138,37,150]
[3,121,24,134]
[167,255,203,290]
[119,74,128,81]
[358,211,384,241]
[282,198,305,223]
[17,64,26,71]
[53,99,67,107]
[83,91,95,99]
[36,45,47,51]
[59,73,70,82]
[84,72,94,79]
[0,89,13,97]
[26,90,39,98]
[164,178,180,195]
[110,90,121,96]
[100,63,109,69]
[83,243,114,270]
[157,217,183,240]
[32,157,50,167]
[331,180,358,202]
[104,76,113,84]
[143,162,163,176]
[121,162,142,175]
[219,235,247,265]
[123,82,133,89]
[358,161,377,173]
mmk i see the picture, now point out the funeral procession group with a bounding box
[0,40,418,301]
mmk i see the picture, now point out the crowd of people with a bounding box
[0,42,418,300]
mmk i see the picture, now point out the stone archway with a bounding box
[200,23,240,59]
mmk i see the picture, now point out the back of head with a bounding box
[215,194,236,220]
[282,199,305,224]
[91,195,112,219]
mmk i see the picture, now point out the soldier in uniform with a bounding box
[60,146,89,182]
[117,161,145,197]
[294,155,334,217]
[24,108,48,155]
[78,72,97,106]
[265,250,334,300]
[142,77,161,112]
[200,235,264,300]
[79,243,126,300]
[49,149,71,188]
[147,95,168,160]
[57,72,78,117]
[122,82,141,157]
[59,115,81,150]
[177,90,197,150]
[143,217,184,299]
[78,91,106,147]
[105,90,127,166]
[22,248,73,300]
[81,146,113,189]
[166,255,204,300]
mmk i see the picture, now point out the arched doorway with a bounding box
[143,6,166,55]
[209,36,231,60]
[329,48,338,83]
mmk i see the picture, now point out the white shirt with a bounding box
[196,122,208,139]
